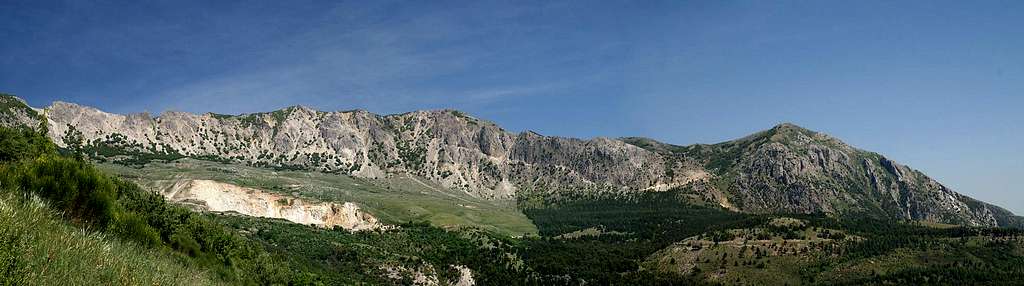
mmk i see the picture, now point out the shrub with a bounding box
[114,212,161,247]
[0,126,304,284]
[170,229,202,257]
[4,155,119,227]
[0,126,55,163]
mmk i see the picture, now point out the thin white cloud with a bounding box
[149,1,565,115]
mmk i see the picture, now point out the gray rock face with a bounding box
[0,95,43,129]
[41,101,673,201]
[2,95,1016,227]
[713,124,1000,226]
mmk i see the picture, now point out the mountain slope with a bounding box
[42,100,674,200]
[623,123,1014,227]
[2,94,1017,227]
[0,122,517,285]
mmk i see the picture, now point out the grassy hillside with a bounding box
[0,126,302,284]
[98,159,537,236]
[0,125,533,284]
[0,192,218,285]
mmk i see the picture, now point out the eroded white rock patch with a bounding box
[165,179,382,231]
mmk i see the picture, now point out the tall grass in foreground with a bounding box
[0,127,298,284]
[0,193,219,286]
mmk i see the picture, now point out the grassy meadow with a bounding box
[98,159,538,236]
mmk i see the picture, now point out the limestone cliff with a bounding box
[1,94,1017,227]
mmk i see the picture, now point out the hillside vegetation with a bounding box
[0,192,217,285]
[0,125,526,284]
[1,97,1023,285]
[519,192,1024,285]
[0,126,303,284]
[98,159,537,236]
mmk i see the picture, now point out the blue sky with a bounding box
[2,0,1022,213]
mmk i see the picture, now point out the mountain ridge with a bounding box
[0,94,1017,228]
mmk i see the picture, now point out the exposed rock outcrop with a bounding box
[0,94,1016,227]
[628,123,1007,226]
[166,179,381,231]
[42,101,679,201]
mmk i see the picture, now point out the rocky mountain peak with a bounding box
[49,100,95,111]
[734,123,851,154]
[770,122,809,132]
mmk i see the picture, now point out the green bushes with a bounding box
[0,192,219,285]
[113,212,162,247]
[0,126,302,284]
[0,123,222,284]
[1,154,173,248]
[215,216,535,285]
[0,127,55,163]
[4,156,119,227]
[170,229,202,257]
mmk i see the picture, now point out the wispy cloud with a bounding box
[149,1,568,115]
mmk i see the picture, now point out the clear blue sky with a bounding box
[2,1,1022,213]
